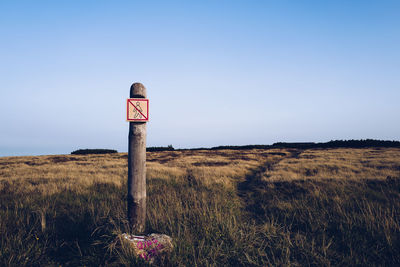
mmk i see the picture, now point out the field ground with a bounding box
[1,148,399,266]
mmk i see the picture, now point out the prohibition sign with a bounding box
[127,98,149,122]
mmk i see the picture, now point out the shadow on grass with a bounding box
[0,181,128,266]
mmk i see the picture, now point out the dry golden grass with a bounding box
[0,149,288,196]
[264,148,400,182]
[147,149,289,190]
[0,153,127,196]
[0,148,399,266]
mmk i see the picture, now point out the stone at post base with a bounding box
[120,233,173,265]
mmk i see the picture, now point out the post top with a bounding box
[130,83,147,98]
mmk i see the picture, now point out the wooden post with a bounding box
[128,83,147,233]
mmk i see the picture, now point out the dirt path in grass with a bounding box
[237,149,302,221]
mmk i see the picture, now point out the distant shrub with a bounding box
[71,149,118,155]
[147,145,174,152]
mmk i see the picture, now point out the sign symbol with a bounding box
[134,102,143,118]
[127,98,149,122]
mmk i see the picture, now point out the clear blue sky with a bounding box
[1,0,399,156]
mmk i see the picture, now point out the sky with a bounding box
[0,0,399,156]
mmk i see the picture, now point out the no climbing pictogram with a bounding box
[127,98,149,122]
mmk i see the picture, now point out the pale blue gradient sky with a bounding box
[1,0,399,156]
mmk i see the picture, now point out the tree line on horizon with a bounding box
[71,139,400,155]
[148,139,400,152]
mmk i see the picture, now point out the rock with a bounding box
[120,233,173,264]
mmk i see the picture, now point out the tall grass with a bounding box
[0,148,399,266]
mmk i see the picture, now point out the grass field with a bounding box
[1,148,399,266]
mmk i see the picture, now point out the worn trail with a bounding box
[237,150,302,222]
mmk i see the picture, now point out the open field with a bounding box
[1,148,400,266]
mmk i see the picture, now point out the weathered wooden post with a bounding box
[123,87,172,262]
[127,83,149,233]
